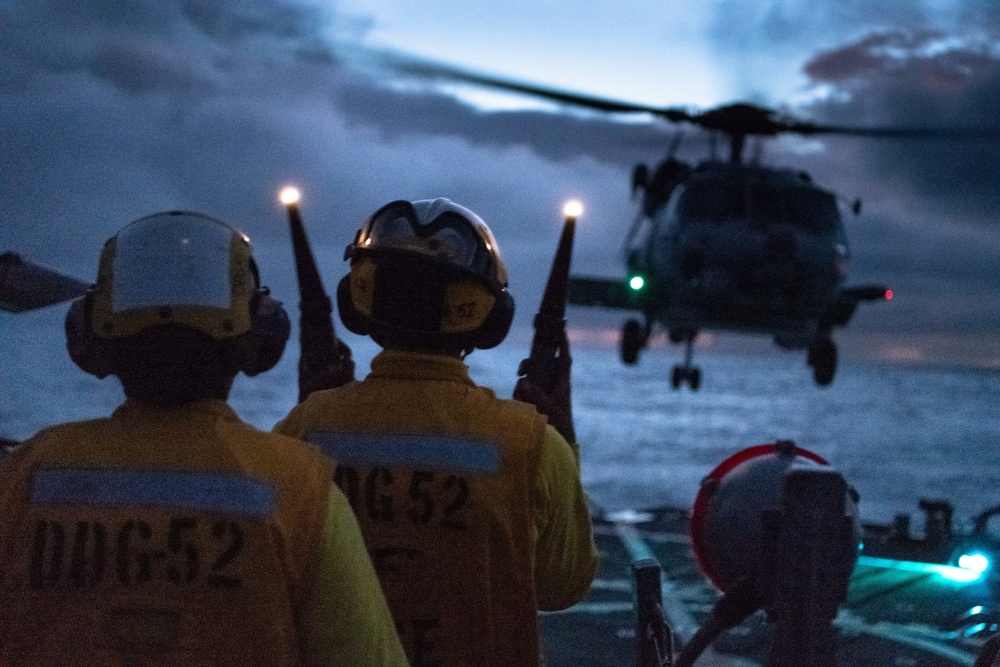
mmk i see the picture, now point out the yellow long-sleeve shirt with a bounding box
[0,398,408,667]
[276,349,599,666]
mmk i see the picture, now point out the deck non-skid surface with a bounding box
[540,508,996,666]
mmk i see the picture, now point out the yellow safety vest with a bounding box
[0,399,332,667]
[276,349,595,667]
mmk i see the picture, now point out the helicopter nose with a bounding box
[678,249,704,281]
[735,229,807,303]
[763,229,797,260]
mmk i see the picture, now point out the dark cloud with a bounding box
[0,0,997,366]
[181,0,330,44]
[702,0,934,100]
[804,30,996,85]
[89,41,219,94]
[800,29,1000,220]
[708,0,1000,60]
[0,0,635,326]
[332,79,669,167]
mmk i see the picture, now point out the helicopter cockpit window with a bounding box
[676,180,746,224]
[746,185,839,232]
[748,185,784,225]
[786,187,839,233]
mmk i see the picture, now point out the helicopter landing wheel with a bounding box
[670,365,701,390]
[621,319,644,365]
[808,339,837,387]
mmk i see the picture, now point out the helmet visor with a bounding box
[359,201,501,282]
[111,214,236,312]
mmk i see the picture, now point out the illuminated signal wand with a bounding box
[280,186,354,402]
[515,201,581,442]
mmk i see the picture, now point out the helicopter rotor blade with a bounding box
[359,48,696,119]
[353,48,1000,142]
[776,121,1000,140]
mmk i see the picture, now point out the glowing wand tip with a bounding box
[563,200,583,219]
[280,186,301,206]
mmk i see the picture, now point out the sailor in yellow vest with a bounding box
[0,211,408,667]
[275,199,599,666]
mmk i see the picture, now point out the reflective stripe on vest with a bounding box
[31,467,276,517]
[307,432,501,476]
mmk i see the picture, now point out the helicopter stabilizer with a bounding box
[566,275,643,311]
[827,285,891,327]
[0,253,90,313]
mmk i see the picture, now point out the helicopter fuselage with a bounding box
[631,164,850,349]
[567,161,886,387]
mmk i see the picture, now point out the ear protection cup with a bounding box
[68,287,290,379]
[337,274,371,336]
[473,287,514,350]
[337,257,513,350]
[65,292,116,379]
[240,288,290,376]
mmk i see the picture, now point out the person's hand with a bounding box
[513,333,575,443]
[298,340,355,401]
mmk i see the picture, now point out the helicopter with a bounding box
[573,101,916,390]
[567,101,893,390]
[356,50,1000,389]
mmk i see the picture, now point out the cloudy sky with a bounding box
[2,0,1000,369]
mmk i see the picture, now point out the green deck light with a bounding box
[958,552,991,574]
[857,555,985,583]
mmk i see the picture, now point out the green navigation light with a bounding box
[629,276,645,291]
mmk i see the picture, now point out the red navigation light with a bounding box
[885,289,893,300]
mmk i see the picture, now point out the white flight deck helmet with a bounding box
[337,198,515,352]
[66,211,289,379]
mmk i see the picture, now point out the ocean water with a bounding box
[3,306,999,527]
[471,340,1000,527]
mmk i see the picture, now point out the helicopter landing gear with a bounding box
[807,338,837,387]
[620,318,649,365]
[671,334,701,390]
